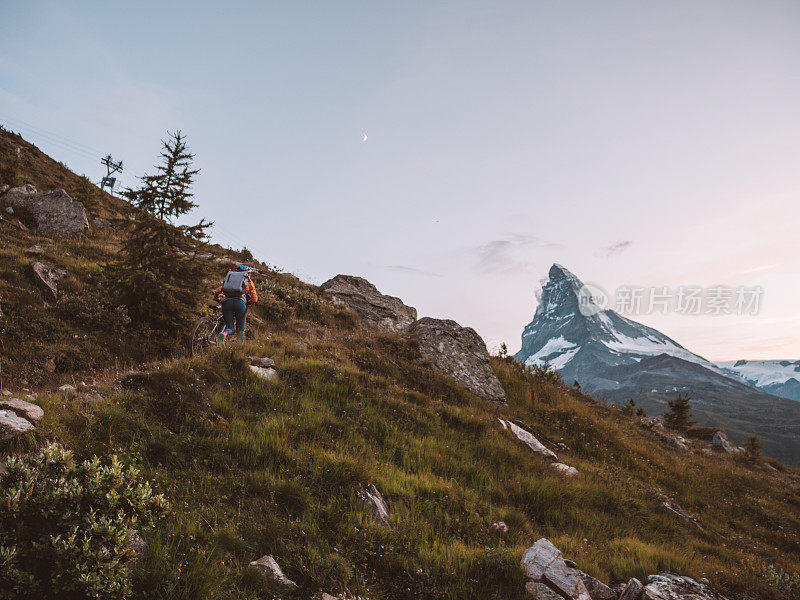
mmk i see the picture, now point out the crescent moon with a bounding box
[362,133,368,142]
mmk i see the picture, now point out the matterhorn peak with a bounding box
[516,264,710,375]
[548,263,582,284]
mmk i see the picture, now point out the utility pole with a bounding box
[100,154,123,194]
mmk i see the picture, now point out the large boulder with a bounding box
[320,274,416,332]
[30,261,66,302]
[0,409,35,441]
[2,185,89,237]
[642,573,729,600]
[2,185,89,238]
[408,317,507,402]
[520,538,592,600]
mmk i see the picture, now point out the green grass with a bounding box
[11,336,796,600]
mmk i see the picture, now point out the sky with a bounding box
[1,1,799,361]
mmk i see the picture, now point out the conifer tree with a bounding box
[744,434,763,460]
[117,132,212,340]
[663,392,695,430]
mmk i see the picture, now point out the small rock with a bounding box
[247,555,298,590]
[357,483,390,527]
[130,533,147,564]
[643,573,729,600]
[58,384,76,394]
[499,419,558,461]
[4,206,13,215]
[552,463,579,477]
[665,436,688,451]
[618,578,644,600]
[711,431,735,453]
[249,365,278,380]
[76,392,104,404]
[578,571,617,600]
[26,245,43,254]
[701,448,714,456]
[0,409,35,441]
[31,261,66,302]
[250,356,275,368]
[520,538,592,600]
[526,581,564,599]
[1,390,11,397]
[0,398,44,424]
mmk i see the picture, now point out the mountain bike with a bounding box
[191,302,261,356]
[191,304,226,357]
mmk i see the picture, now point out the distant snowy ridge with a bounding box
[716,359,800,387]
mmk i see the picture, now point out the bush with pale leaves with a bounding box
[0,443,168,600]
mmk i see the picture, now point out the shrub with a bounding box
[527,361,563,385]
[0,443,168,600]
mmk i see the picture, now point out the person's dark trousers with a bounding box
[221,298,247,342]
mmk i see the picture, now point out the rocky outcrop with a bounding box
[520,540,731,600]
[642,573,729,599]
[248,555,298,591]
[409,318,507,402]
[356,483,390,527]
[320,274,417,332]
[0,398,44,424]
[30,261,66,302]
[0,409,35,441]
[499,419,557,460]
[521,538,592,600]
[1,185,89,238]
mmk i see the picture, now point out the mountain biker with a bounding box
[213,265,258,343]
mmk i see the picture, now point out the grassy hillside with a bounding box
[2,127,800,600]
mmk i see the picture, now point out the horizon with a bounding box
[2,1,799,361]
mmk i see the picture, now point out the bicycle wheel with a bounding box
[191,316,223,357]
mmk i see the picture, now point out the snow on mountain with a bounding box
[716,359,800,387]
[715,359,800,401]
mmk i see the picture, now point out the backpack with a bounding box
[222,270,249,299]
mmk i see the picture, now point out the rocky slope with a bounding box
[515,264,800,465]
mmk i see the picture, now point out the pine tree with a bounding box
[123,131,209,232]
[116,132,212,340]
[744,435,763,460]
[663,392,695,430]
[623,398,637,416]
